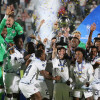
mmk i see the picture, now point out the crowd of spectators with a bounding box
[0,0,99,37]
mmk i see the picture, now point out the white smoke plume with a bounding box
[32,0,61,41]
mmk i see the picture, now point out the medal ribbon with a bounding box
[59,59,66,72]
[76,61,85,77]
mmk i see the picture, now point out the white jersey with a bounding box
[73,61,94,83]
[29,53,36,61]
[91,66,100,100]
[19,58,49,99]
[90,57,100,84]
[4,48,24,73]
[90,57,100,65]
[20,58,46,84]
[93,67,100,83]
[52,58,69,82]
[71,61,94,98]
[3,48,24,94]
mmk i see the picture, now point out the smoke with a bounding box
[32,0,61,41]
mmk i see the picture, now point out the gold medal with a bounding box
[79,71,82,74]
[61,66,64,72]
[59,60,66,72]
[78,71,82,78]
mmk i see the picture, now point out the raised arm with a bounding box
[0,6,14,34]
[86,23,96,47]
[52,43,57,59]
[36,19,45,33]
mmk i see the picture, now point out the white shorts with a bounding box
[74,90,93,98]
[93,90,100,100]
[92,84,100,100]
[19,82,39,98]
[3,72,20,93]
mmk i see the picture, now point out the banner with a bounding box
[77,5,100,43]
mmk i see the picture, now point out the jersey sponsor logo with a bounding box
[20,31,23,33]
[42,64,45,67]
[12,30,15,33]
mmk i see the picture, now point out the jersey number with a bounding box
[24,65,32,76]
[45,89,49,95]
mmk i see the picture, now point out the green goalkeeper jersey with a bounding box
[0,15,23,61]
[0,35,6,62]
[0,18,6,62]
[0,16,23,43]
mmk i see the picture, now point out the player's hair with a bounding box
[97,33,100,36]
[37,43,45,50]
[8,14,15,19]
[94,37,100,43]
[71,37,80,43]
[52,37,56,40]
[90,45,98,52]
[27,42,35,54]
[57,47,66,53]
[75,47,86,57]
[35,50,44,58]
[68,36,72,41]
[72,30,81,35]
[13,35,23,45]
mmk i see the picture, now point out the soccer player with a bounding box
[52,47,72,100]
[72,31,86,50]
[25,42,35,67]
[88,46,100,100]
[0,26,7,100]
[3,35,25,100]
[91,58,100,100]
[19,50,60,100]
[86,46,98,63]
[71,47,94,100]
[0,6,23,43]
